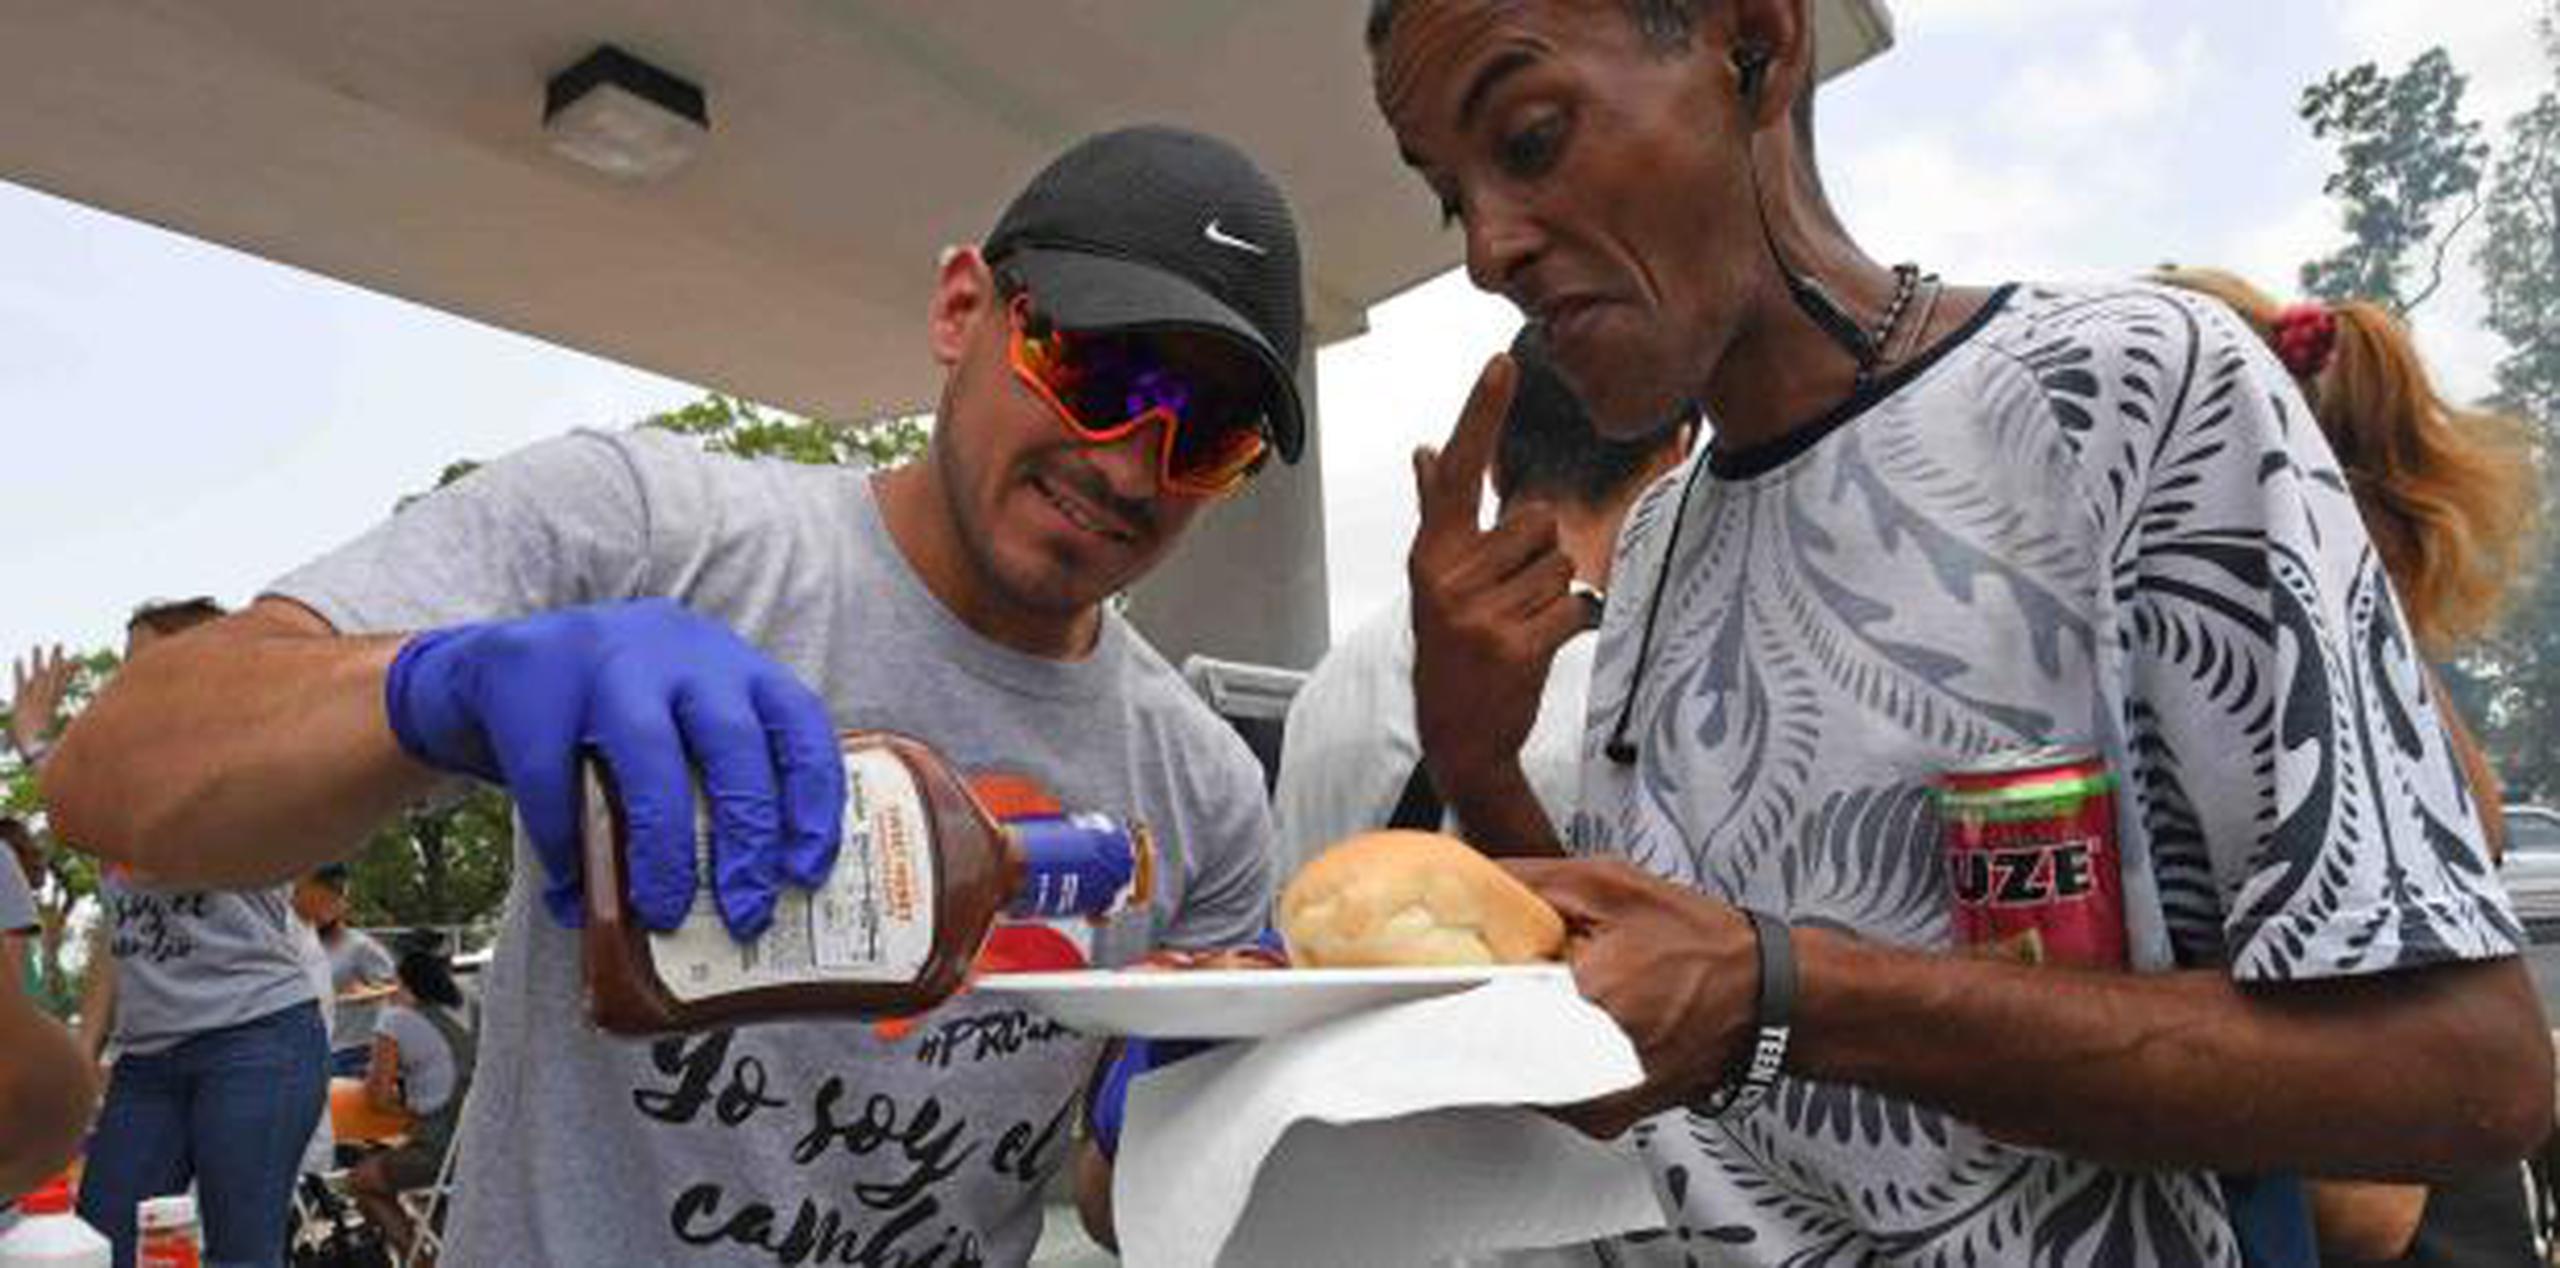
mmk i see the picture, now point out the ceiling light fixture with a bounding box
[543,44,708,182]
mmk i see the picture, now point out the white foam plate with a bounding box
[975,965,1573,1038]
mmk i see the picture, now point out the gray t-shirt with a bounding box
[375,1002,462,1116]
[1571,284,2514,1265]
[0,849,33,935]
[271,429,1275,1268]
[324,927,396,1049]
[99,873,319,1056]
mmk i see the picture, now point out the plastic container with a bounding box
[582,730,1156,1032]
[0,1179,110,1268]
[134,1194,199,1268]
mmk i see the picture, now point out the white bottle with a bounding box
[0,1179,110,1268]
[134,1194,200,1268]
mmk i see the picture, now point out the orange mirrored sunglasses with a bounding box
[1006,297,1273,498]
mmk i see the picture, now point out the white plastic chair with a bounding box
[396,1142,459,1268]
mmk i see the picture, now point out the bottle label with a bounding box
[1006,813,1144,920]
[650,745,940,1002]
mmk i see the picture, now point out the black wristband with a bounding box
[1693,907,1795,1118]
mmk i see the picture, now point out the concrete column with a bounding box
[1123,356,1329,672]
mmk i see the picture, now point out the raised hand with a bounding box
[1408,355,1587,824]
[9,644,77,761]
[383,597,845,937]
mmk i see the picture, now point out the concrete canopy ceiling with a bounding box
[0,0,1893,421]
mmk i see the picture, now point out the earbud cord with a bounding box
[1601,449,1707,764]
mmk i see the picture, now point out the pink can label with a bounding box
[1937,746,2127,969]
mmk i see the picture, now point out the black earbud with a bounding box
[1734,45,1770,102]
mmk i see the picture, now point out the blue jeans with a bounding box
[78,1001,328,1268]
[2224,1172,2318,1268]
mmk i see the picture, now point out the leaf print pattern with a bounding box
[1571,284,2514,1266]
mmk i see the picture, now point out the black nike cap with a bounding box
[984,125,1308,463]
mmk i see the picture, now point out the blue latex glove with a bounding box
[384,597,845,936]
[1087,1037,1217,1162]
[1087,928,1289,1159]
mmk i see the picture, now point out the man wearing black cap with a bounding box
[47,125,1303,1266]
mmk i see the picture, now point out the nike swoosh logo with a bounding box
[1203,220,1268,256]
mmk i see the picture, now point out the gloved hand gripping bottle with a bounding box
[581,730,1153,1032]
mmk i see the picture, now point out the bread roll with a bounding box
[1279,831,1565,967]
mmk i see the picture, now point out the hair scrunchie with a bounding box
[2271,303,2340,379]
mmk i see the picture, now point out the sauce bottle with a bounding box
[581,730,1153,1032]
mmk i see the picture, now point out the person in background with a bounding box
[285,872,341,1185]
[292,863,396,1078]
[9,648,80,1021]
[0,818,52,1007]
[1277,327,1687,872]
[2160,266,2549,1268]
[40,599,329,1268]
[42,127,1304,1267]
[346,936,475,1263]
[0,830,93,1202]
[1365,1,2550,1264]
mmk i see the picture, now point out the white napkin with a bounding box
[1114,970,1664,1268]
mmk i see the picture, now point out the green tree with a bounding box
[2293,26,2560,807]
[350,392,932,936]
[343,794,517,936]
[2298,48,2490,312]
[2477,10,2560,430]
[392,459,483,515]
[2466,5,2560,803]
[639,393,932,469]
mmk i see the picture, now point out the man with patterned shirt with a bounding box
[1368,1,2552,1264]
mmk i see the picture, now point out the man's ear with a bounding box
[930,245,997,368]
[1725,0,1810,132]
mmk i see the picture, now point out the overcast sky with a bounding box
[2,0,2550,664]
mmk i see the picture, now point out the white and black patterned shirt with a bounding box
[1570,283,2517,1267]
